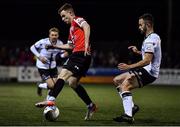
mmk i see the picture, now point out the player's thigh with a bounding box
[45,78,56,89]
[113,72,130,86]
[58,68,73,81]
[121,73,139,90]
[67,76,80,88]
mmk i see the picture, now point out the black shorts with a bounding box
[129,68,156,87]
[38,68,58,81]
[63,51,91,77]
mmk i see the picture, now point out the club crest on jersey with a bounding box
[76,18,85,25]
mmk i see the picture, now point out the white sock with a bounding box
[118,88,134,108]
[39,83,48,89]
[132,101,134,108]
[121,91,133,117]
[46,95,55,101]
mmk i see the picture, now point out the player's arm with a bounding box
[118,52,153,70]
[30,45,41,58]
[60,50,69,58]
[81,22,90,56]
[30,42,48,64]
[52,43,74,50]
[128,46,141,55]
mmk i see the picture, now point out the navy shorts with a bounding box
[63,51,91,77]
[38,68,58,81]
[129,68,156,87]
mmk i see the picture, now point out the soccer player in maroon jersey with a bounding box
[35,3,97,120]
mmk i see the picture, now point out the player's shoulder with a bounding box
[146,33,161,42]
[35,38,48,44]
[148,33,160,40]
[39,38,49,43]
[73,16,86,26]
[74,16,84,21]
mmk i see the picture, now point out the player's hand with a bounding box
[84,50,91,56]
[128,46,138,53]
[118,63,131,70]
[38,56,49,64]
[45,44,55,49]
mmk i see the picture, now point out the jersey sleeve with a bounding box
[144,42,154,53]
[144,35,160,53]
[34,39,44,49]
[30,39,44,58]
[74,17,86,27]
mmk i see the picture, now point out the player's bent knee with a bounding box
[48,84,54,89]
[113,77,121,86]
[121,79,135,91]
[58,70,73,81]
[113,78,118,86]
[69,81,77,89]
[46,79,55,89]
[57,75,68,81]
[126,74,136,84]
[68,80,77,89]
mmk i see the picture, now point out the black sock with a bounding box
[49,79,64,98]
[74,84,92,105]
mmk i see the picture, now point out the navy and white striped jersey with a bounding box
[31,38,64,69]
[141,33,162,78]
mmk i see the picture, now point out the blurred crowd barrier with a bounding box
[1,43,180,68]
[1,42,180,84]
[1,66,180,85]
[0,47,34,66]
[0,46,120,68]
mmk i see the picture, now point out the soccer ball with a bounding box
[43,106,60,121]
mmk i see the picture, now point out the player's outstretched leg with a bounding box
[72,84,98,120]
[35,79,64,108]
[35,100,55,108]
[84,103,98,120]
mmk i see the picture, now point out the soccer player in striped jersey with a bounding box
[30,27,68,96]
[35,3,97,120]
[113,13,162,123]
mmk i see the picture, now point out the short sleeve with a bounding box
[74,17,86,27]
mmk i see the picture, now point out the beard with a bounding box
[139,26,147,35]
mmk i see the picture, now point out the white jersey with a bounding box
[30,38,64,69]
[141,33,162,78]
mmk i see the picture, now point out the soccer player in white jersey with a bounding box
[113,13,162,123]
[30,27,67,96]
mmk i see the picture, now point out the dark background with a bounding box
[0,0,179,68]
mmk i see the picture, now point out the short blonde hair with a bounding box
[49,27,59,34]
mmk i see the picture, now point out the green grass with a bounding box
[0,83,180,126]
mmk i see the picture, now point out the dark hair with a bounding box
[58,3,74,14]
[139,13,154,26]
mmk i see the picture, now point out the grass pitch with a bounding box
[0,83,180,126]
